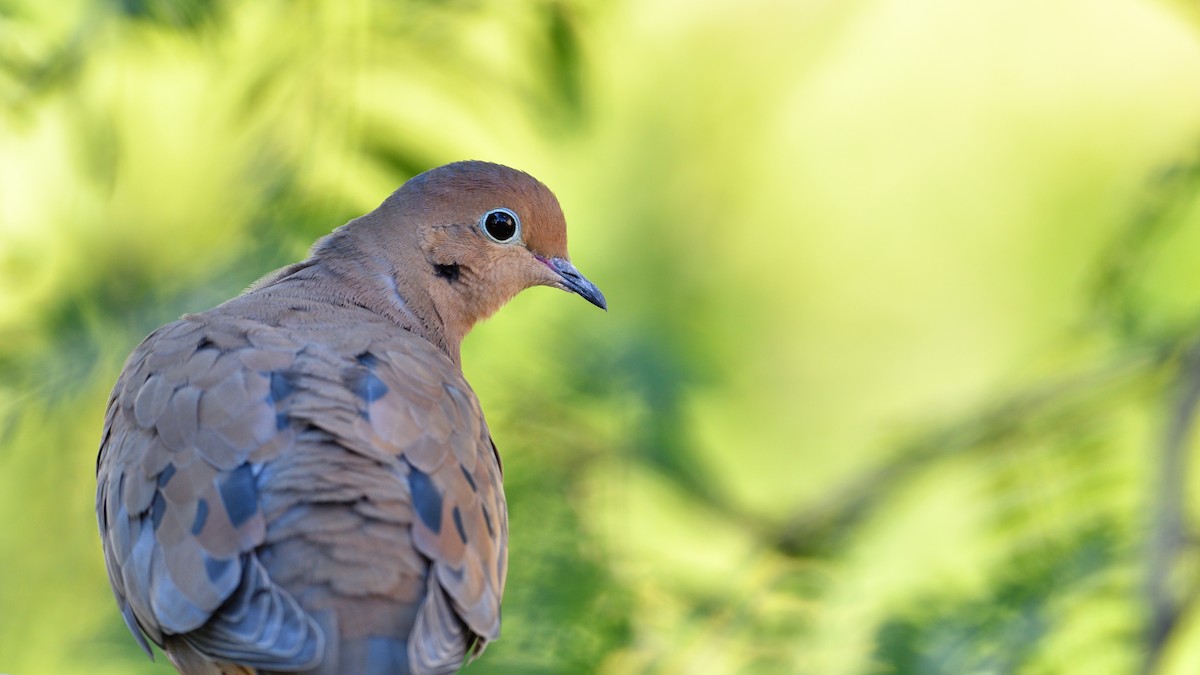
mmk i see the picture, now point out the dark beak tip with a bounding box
[548,256,607,312]
[569,283,606,311]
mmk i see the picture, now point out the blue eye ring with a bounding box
[480,208,521,244]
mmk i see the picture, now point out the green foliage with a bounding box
[873,526,1121,674]
[4,0,1200,673]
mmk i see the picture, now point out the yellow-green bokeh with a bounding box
[4,0,1200,673]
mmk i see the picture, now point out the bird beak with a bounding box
[543,256,607,310]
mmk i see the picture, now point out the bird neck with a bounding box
[291,218,471,366]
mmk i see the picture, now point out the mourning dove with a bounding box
[95,161,606,674]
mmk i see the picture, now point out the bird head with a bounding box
[323,161,606,358]
[401,161,605,313]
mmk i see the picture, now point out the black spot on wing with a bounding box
[460,464,477,492]
[407,465,442,534]
[344,353,387,420]
[157,463,176,488]
[193,498,209,535]
[268,371,296,403]
[452,506,467,544]
[481,504,494,537]
[346,368,388,405]
[219,463,258,528]
[197,337,215,350]
[150,491,166,530]
[205,556,233,584]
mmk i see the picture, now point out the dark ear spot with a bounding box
[434,263,460,282]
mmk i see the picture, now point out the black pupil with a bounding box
[485,211,517,241]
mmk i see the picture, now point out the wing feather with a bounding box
[98,303,507,673]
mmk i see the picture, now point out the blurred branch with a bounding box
[773,151,1200,559]
[774,340,1179,558]
[1142,341,1200,674]
[1088,153,1200,339]
[0,3,106,111]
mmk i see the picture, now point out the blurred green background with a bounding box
[4,0,1200,672]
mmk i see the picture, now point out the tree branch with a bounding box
[1142,341,1200,674]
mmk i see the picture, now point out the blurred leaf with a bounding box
[114,0,219,29]
[872,527,1120,675]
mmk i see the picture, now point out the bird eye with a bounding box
[481,208,521,243]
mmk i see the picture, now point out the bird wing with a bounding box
[96,315,324,669]
[96,306,507,671]
[273,320,508,669]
